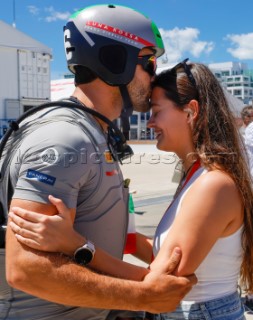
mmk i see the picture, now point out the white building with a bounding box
[0,20,52,136]
[208,62,253,105]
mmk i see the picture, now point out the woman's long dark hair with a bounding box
[152,62,253,291]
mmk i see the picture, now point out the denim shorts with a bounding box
[152,292,245,320]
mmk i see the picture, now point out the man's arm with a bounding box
[8,197,150,281]
[6,199,196,313]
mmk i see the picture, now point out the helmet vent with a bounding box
[108,4,116,8]
[99,45,127,74]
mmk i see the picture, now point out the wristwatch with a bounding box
[74,240,96,266]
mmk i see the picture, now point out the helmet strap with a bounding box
[119,85,133,139]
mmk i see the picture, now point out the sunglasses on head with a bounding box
[138,55,157,77]
[171,58,196,88]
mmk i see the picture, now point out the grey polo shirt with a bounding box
[0,106,129,320]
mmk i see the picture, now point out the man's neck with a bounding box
[69,93,109,133]
[72,81,122,122]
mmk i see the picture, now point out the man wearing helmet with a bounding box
[3,4,196,320]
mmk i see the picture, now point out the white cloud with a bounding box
[27,5,40,16]
[45,6,71,22]
[158,27,214,65]
[27,5,70,22]
[226,33,253,60]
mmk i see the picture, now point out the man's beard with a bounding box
[129,85,152,113]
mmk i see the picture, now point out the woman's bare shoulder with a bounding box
[193,169,237,194]
[182,168,242,229]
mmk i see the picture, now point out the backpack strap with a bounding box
[0,99,131,161]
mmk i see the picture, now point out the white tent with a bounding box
[222,89,244,117]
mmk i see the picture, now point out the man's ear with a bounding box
[184,99,199,121]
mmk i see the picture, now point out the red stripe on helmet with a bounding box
[86,21,154,47]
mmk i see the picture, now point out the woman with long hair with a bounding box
[147,60,253,319]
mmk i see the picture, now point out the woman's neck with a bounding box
[181,152,198,174]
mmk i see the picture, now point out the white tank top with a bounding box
[153,167,243,302]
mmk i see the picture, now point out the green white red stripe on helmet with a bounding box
[85,21,155,47]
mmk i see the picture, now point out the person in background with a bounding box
[242,105,253,310]
[244,106,253,177]
[239,105,253,138]
[2,4,196,320]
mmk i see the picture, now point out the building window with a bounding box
[130,128,137,140]
[130,115,138,125]
[227,78,233,82]
[141,113,146,121]
[235,77,241,81]
[234,90,242,95]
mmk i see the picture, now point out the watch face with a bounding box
[75,247,93,265]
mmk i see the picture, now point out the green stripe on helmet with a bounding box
[151,21,164,50]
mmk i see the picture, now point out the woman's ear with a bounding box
[184,99,199,122]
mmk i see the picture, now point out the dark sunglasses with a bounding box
[138,55,157,76]
[171,58,196,88]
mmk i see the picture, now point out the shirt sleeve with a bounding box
[12,121,95,208]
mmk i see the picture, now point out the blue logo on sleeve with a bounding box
[26,169,56,186]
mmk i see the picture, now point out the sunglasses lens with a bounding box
[146,56,157,75]
[138,55,157,76]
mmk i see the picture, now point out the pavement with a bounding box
[120,144,253,319]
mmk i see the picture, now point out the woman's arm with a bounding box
[150,170,244,276]
[133,233,153,264]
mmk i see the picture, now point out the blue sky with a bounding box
[1,0,253,79]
